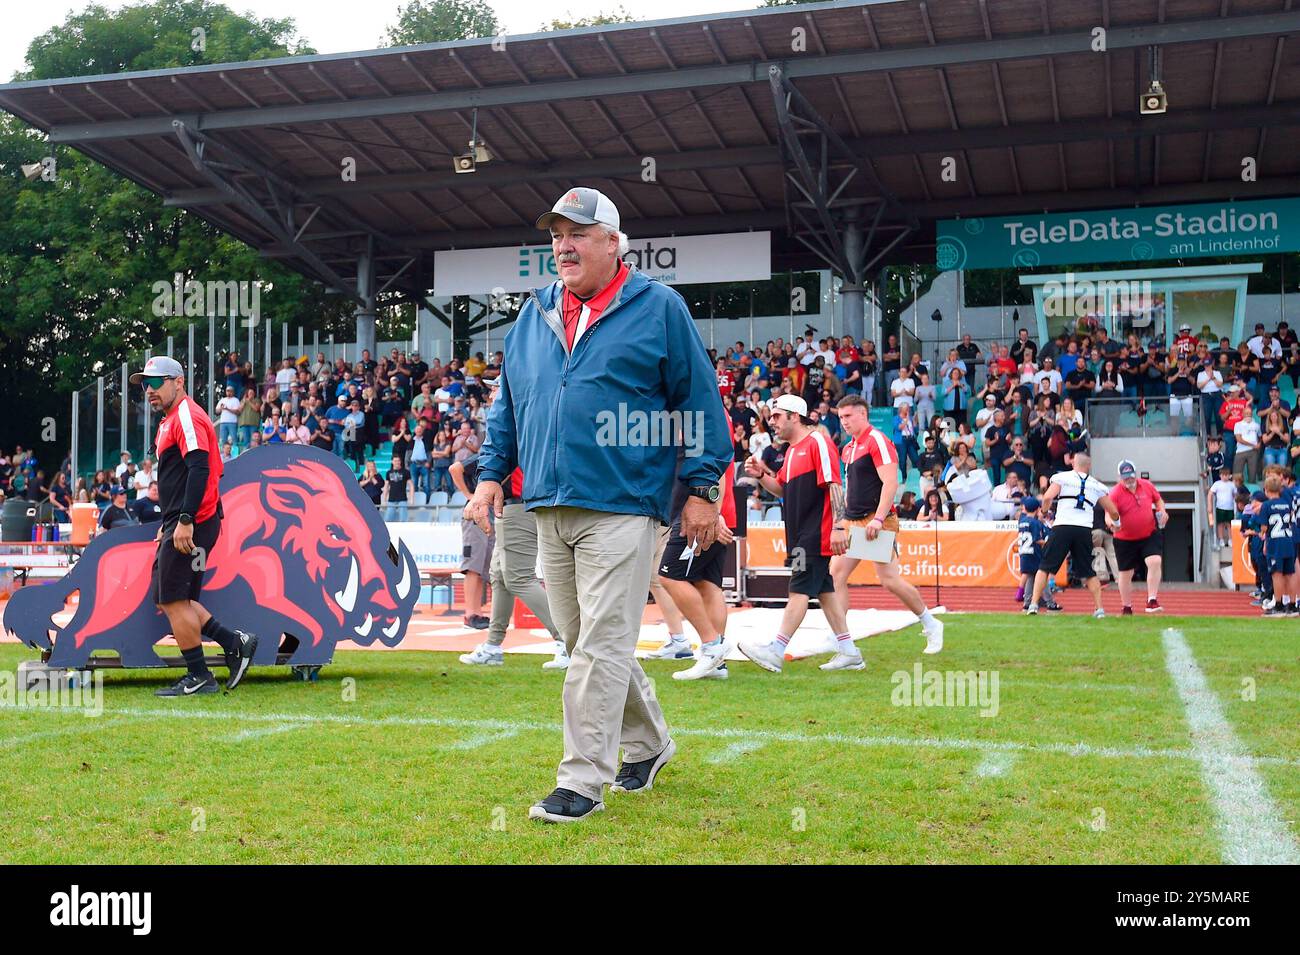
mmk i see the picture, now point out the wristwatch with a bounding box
[177,513,194,526]
[687,485,721,504]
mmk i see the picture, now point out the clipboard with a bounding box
[846,526,896,561]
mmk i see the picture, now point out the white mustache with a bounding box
[558,254,579,264]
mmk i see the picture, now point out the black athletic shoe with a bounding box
[527,788,604,823]
[1121,606,1133,616]
[610,739,677,794]
[224,630,259,691]
[155,672,218,697]
[1043,600,1064,612]
[463,614,491,630]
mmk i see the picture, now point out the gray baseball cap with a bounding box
[129,355,185,385]
[535,187,620,231]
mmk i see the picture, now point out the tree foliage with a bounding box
[383,0,500,45]
[0,0,351,456]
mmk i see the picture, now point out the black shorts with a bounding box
[789,552,835,597]
[1114,532,1164,573]
[658,533,725,589]
[151,515,221,605]
[1039,525,1095,578]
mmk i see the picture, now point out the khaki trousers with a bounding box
[486,503,558,646]
[534,506,669,801]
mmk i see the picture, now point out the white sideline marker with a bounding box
[7,702,1300,770]
[974,751,1016,778]
[1161,628,1300,866]
[707,739,765,764]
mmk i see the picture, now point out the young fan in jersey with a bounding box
[826,395,943,660]
[739,394,856,673]
[1026,451,1121,619]
[657,447,739,682]
[130,355,257,697]
[1259,473,1297,616]
[1015,498,1055,613]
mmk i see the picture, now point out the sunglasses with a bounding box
[140,376,171,389]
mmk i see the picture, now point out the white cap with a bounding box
[768,394,808,417]
[129,355,185,385]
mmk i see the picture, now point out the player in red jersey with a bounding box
[738,394,855,673]
[829,395,944,655]
[131,356,257,697]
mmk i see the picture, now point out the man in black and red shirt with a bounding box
[132,356,257,697]
[739,393,853,673]
[830,395,944,655]
[657,433,741,682]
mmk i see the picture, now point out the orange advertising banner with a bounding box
[745,521,1055,588]
[1231,521,1255,586]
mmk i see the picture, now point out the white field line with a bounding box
[1161,629,1300,865]
[4,702,1300,770]
[222,722,309,743]
[442,729,521,750]
[706,740,766,764]
[974,751,1017,778]
[0,717,127,748]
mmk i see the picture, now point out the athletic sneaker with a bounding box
[1093,608,1106,619]
[922,619,944,655]
[1043,600,1064,612]
[819,648,865,671]
[1145,598,1162,614]
[528,788,604,823]
[610,739,676,794]
[1121,606,1133,616]
[672,639,731,681]
[701,663,728,680]
[1024,604,1039,615]
[459,643,503,666]
[738,637,785,673]
[155,671,218,697]
[462,614,490,630]
[224,630,258,691]
[541,642,570,670]
[647,635,694,660]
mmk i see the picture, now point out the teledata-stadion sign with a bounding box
[432,231,771,296]
[935,199,1300,271]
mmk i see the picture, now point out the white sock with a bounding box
[774,632,791,647]
[835,632,857,654]
[919,609,937,629]
[668,632,685,644]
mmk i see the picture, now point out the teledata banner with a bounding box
[433,231,771,295]
[935,198,1300,271]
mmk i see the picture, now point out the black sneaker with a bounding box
[155,672,218,697]
[610,739,677,794]
[1043,601,1064,612]
[527,788,604,823]
[463,614,490,630]
[1121,606,1133,616]
[224,630,259,691]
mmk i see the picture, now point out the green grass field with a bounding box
[1,614,1297,864]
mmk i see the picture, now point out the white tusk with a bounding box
[395,548,412,600]
[353,612,373,638]
[334,556,359,615]
[382,618,400,640]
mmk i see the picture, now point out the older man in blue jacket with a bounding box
[468,187,733,823]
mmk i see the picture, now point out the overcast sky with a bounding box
[1,0,761,82]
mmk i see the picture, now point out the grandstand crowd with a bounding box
[3,317,1300,545]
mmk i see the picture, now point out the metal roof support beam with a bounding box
[170,120,357,299]
[40,9,1300,144]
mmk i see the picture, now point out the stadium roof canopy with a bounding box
[3,0,1300,323]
